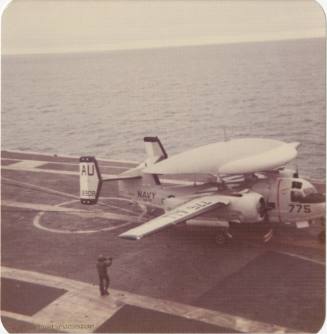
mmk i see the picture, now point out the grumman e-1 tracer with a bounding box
[79,137,325,243]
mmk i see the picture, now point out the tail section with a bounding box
[79,156,102,204]
[80,137,166,204]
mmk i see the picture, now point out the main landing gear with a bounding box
[214,224,274,246]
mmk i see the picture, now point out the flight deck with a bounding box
[1,150,325,333]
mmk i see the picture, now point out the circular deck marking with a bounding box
[33,197,147,234]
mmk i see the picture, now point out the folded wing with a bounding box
[119,195,230,240]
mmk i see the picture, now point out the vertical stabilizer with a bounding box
[144,136,168,163]
[143,136,167,186]
[79,156,102,204]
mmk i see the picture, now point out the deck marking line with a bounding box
[275,250,325,266]
[1,266,297,333]
[7,160,46,169]
[3,178,146,234]
[33,291,123,333]
[2,149,138,164]
[2,165,80,176]
[2,176,80,199]
[0,311,70,333]
[33,211,133,234]
[271,236,324,251]
[2,200,134,222]
[3,177,142,215]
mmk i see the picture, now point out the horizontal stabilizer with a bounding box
[102,175,141,181]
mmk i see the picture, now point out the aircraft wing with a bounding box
[119,195,230,240]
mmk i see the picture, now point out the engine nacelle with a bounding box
[163,191,265,224]
[228,191,265,223]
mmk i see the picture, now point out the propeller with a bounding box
[258,197,267,218]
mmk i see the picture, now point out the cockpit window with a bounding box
[292,181,302,189]
[302,193,325,203]
[303,186,317,196]
[291,190,303,202]
[291,189,325,203]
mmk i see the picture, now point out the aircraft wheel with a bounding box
[215,231,228,246]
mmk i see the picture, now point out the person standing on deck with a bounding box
[96,255,112,296]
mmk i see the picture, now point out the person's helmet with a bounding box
[98,254,105,261]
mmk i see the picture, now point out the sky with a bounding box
[1,0,326,55]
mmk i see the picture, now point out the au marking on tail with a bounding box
[79,156,102,205]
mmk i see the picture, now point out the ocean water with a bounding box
[2,38,325,179]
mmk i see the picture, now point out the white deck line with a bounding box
[33,290,123,333]
[1,200,133,223]
[1,311,62,332]
[1,266,296,333]
[7,160,46,169]
[275,250,325,266]
[2,149,138,164]
[2,176,144,216]
[2,176,80,200]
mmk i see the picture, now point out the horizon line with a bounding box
[2,35,325,57]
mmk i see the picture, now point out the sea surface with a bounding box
[2,38,325,179]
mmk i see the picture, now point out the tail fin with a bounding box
[79,156,102,204]
[144,136,167,163]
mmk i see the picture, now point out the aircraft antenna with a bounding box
[294,163,299,178]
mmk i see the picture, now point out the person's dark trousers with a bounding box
[99,275,110,295]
